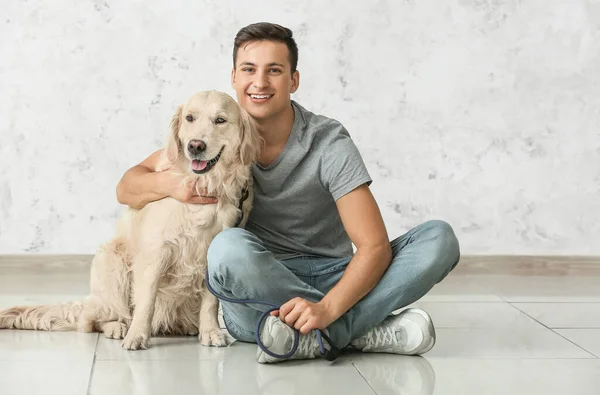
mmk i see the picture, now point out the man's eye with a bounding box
[215,117,226,124]
[186,114,194,122]
[270,68,282,73]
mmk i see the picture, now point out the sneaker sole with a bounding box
[402,308,436,354]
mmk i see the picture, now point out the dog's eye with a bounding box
[186,114,194,122]
[215,117,226,124]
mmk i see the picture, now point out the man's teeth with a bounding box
[251,94,271,99]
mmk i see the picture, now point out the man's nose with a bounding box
[253,73,269,89]
[188,139,206,155]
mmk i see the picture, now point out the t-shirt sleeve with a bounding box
[320,123,373,201]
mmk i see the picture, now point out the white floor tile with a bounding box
[0,273,89,295]
[398,300,588,363]
[0,294,87,309]
[425,326,595,358]
[352,356,600,395]
[477,275,600,302]
[0,360,91,395]
[95,333,236,361]
[91,343,373,395]
[513,303,600,328]
[555,329,600,357]
[0,330,98,361]
[404,302,534,328]
[417,274,502,302]
[350,354,436,395]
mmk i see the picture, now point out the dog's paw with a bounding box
[121,332,149,350]
[199,328,228,347]
[103,322,128,340]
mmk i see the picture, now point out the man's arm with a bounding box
[319,183,392,318]
[116,150,170,209]
[276,183,392,334]
[116,149,217,210]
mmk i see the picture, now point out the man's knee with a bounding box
[424,219,459,253]
[207,228,256,277]
[423,219,461,272]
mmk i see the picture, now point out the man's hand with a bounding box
[271,297,338,335]
[116,149,218,209]
[164,169,218,205]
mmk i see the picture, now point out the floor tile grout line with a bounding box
[417,301,516,304]
[86,334,100,395]
[549,330,600,360]
[468,277,507,303]
[544,327,600,330]
[508,303,599,359]
[350,361,378,395]
[507,302,556,330]
[494,292,511,304]
[396,357,599,360]
[508,301,600,305]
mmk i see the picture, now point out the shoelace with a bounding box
[297,330,322,358]
[205,270,340,361]
[366,325,398,348]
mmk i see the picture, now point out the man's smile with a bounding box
[248,93,273,103]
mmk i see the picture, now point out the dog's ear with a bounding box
[165,104,183,164]
[238,108,262,166]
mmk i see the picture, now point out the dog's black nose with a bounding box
[188,140,206,155]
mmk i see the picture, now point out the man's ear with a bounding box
[165,104,183,164]
[291,70,300,93]
[231,68,236,88]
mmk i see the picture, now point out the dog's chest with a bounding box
[158,202,239,296]
[183,202,239,231]
[160,240,206,297]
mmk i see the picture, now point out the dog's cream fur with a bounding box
[0,90,261,350]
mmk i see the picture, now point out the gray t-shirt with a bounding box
[245,101,372,260]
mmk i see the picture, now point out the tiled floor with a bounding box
[1,256,599,394]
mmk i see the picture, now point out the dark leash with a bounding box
[207,186,340,361]
[205,272,340,361]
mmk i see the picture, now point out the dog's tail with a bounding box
[0,301,83,331]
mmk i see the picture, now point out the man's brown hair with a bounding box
[233,22,299,74]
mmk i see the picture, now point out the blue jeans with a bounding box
[206,219,460,349]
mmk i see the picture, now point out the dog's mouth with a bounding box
[190,146,225,174]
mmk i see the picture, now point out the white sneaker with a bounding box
[256,316,330,364]
[350,308,436,355]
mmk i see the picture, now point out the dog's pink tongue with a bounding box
[192,160,208,171]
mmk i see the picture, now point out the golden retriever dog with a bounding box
[0,90,261,350]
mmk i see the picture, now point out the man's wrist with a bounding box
[318,297,344,323]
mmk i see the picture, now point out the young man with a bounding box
[116,22,460,364]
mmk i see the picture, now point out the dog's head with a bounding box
[164,91,261,174]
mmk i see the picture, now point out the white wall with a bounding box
[1,0,598,255]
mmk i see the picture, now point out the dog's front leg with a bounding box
[198,284,228,347]
[122,253,166,350]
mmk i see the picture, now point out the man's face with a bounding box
[231,40,299,122]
